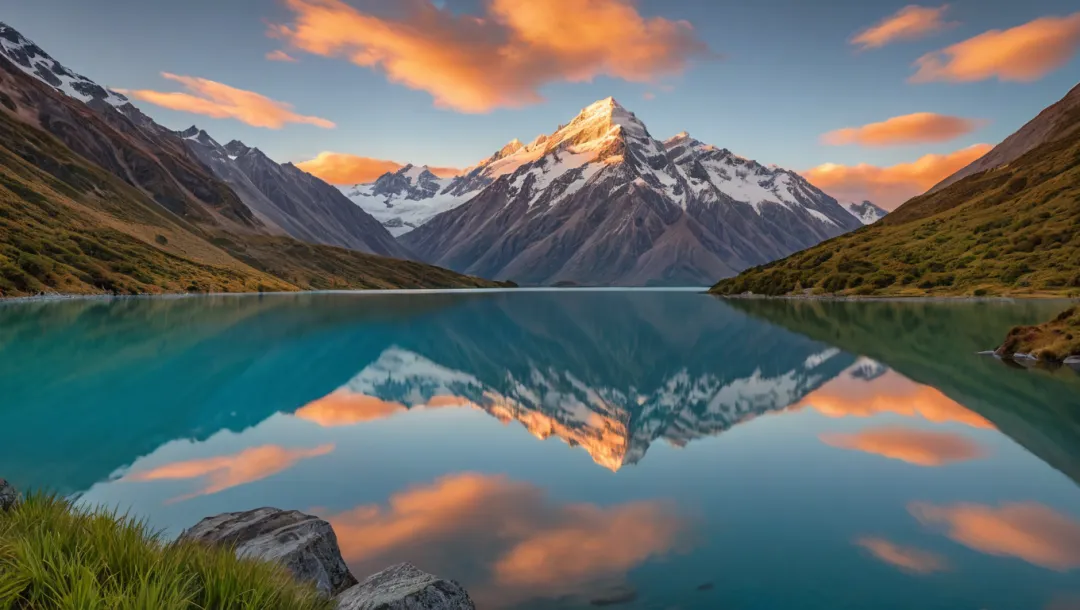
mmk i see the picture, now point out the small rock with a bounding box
[0,478,17,511]
[336,562,475,610]
[179,507,357,597]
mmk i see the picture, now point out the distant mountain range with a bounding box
[0,21,500,296]
[347,98,878,286]
[712,81,1080,297]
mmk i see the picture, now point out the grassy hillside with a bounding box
[710,112,1080,298]
[0,105,506,298]
[0,493,332,609]
[998,306,1080,361]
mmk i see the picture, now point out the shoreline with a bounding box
[3,288,1079,305]
[711,292,1080,303]
[0,285,710,305]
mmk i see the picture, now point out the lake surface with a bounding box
[2,290,1080,609]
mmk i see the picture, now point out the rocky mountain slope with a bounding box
[0,23,504,296]
[180,128,408,257]
[932,82,1080,192]
[712,83,1080,297]
[398,98,863,286]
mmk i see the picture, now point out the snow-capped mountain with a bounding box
[313,343,849,471]
[0,22,128,106]
[842,200,888,225]
[342,138,536,236]
[179,126,409,257]
[344,165,470,237]
[401,98,864,286]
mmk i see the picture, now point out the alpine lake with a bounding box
[2,289,1079,609]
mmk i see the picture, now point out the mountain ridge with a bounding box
[711,82,1080,297]
[0,21,505,296]
[396,97,865,286]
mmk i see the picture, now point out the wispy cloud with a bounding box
[269,0,712,113]
[821,426,985,466]
[855,537,950,574]
[124,444,335,502]
[823,112,983,147]
[852,5,954,50]
[324,473,691,607]
[911,502,1080,571]
[296,152,461,185]
[797,368,995,429]
[266,49,299,63]
[803,143,992,210]
[912,12,1080,83]
[116,73,335,129]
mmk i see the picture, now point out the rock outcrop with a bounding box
[179,508,357,597]
[335,563,475,610]
[0,478,17,511]
[181,508,475,609]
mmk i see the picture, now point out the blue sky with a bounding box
[5,0,1079,207]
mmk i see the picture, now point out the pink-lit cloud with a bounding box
[912,12,1080,83]
[823,112,983,147]
[269,0,711,113]
[296,152,462,185]
[116,73,335,129]
[803,144,992,210]
[852,5,954,50]
[911,502,1080,571]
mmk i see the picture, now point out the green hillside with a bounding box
[711,104,1080,298]
[0,106,505,298]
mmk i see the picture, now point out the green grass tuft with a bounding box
[0,494,333,610]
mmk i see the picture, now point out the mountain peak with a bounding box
[0,21,128,107]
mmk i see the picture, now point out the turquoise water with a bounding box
[2,291,1080,609]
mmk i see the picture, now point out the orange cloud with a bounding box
[116,73,335,129]
[803,143,992,210]
[325,473,689,607]
[296,152,462,185]
[797,369,995,429]
[295,390,408,426]
[912,12,1080,83]
[852,5,954,50]
[266,49,299,62]
[822,112,983,147]
[269,0,710,113]
[855,537,950,574]
[911,502,1080,571]
[125,444,334,502]
[821,426,985,466]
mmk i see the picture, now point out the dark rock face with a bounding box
[181,132,410,258]
[336,563,475,610]
[0,478,17,511]
[179,508,358,597]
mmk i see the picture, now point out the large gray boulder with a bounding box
[336,563,475,610]
[179,507,357,596]
[0,479,17,511]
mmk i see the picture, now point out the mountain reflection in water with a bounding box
[1,291,1079,609]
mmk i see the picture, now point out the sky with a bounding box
[5,0,1080,209]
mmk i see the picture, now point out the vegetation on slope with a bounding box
[0,493,332,609]
[0,105,506,298]
[711,114,1080,298]
[998,307,1080,362]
